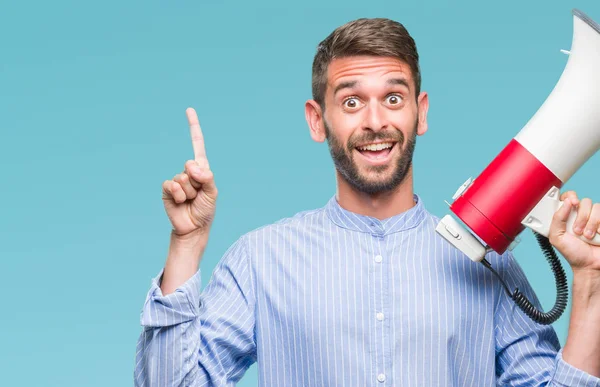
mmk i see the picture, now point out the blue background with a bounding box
[2,0,600,385]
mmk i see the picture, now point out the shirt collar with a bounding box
[325,193,427,236]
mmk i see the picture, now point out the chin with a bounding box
[354,175,400,194]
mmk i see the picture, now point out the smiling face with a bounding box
[306,55,429,195]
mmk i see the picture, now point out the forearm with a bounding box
[161,230,209,295]
[562,270,600,377]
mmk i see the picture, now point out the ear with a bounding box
[416,91,429,136]
[305,100,326,143]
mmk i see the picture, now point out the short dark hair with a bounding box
[311,18,421,107]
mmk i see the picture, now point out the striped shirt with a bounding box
[135,194,600,386]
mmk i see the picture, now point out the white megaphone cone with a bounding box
[520,10,600,182]
[436,9,600,264]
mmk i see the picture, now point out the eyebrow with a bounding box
[387,78,410,89]
[333,78,410,97]
[333,81,358,97]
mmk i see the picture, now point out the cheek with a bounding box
[328,115,359,144]
[392,115,418,140]
[390,108,417,126]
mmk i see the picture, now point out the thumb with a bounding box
[195,169,218,199]
[551,198,574,237]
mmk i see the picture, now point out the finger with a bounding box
[163,180,187,204]
[551,197,573,235]
[162,180,179,201]
[173,173,198,200]
[193,168,218,199]
[172,182,188,203]
[560,190,580,206]
[186,108,208,166]
[184,160,204,189]
[162,180,174,200]
[584,203,600,239]
[574,198,592,235]
[184,160,217,198]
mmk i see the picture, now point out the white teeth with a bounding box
[357,142,393,151]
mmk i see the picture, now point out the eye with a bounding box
[342,97,362,110]
[386,94,403,105]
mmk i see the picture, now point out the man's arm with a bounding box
[134,234,257,386]
[562,270,600,376]
[552,193,600,378]
[159,107,219,295]
[493,251,600,386]
[133,107,258,385]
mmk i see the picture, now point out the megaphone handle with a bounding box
[522,192,600,245]
[564,201,600,246]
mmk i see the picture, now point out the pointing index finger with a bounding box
[186,107,207,161]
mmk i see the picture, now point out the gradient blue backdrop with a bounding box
[2,0,600,385]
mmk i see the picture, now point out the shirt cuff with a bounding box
[551,347,600,386]
[139,268,202,328]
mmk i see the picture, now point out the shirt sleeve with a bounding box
[493,251,600,386]
[134,235,257,387]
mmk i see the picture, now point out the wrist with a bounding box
[171,228,209,246]
[161,230,209,295]
[572,269,600,300]
[568,269,600,328]
[168,229,209,264]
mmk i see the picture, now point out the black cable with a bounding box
[480,231,568,325]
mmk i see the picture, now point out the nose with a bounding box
[364,103,388,132]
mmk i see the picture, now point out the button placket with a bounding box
[372,234,391,385]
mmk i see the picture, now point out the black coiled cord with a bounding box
[480,231,568,325]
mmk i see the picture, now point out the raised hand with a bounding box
[549,190,600,272]
[162,108,218,237]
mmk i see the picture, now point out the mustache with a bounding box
[348,131,404,149]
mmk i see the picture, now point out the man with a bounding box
[135,17,600,386]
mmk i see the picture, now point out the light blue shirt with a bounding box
[135,194,600,386]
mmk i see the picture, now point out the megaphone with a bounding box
[435,9,600,325]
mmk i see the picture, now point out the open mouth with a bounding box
[354,141,397,164]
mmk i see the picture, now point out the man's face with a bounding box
[314,56,427,195]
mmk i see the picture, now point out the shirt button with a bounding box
[374,255,383,263]
[376,312,384,321]
[377,373,386,382]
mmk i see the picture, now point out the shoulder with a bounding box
[240,205,327,244]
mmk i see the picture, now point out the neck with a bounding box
[335,166,416,220]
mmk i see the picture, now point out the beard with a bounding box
[324,120,417,195]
